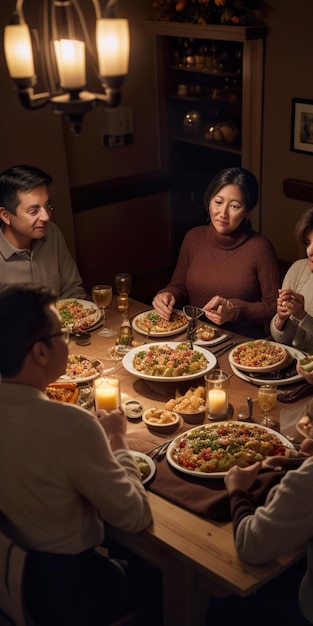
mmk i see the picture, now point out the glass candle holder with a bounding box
[205,369,230,420]
[94,376,121,411]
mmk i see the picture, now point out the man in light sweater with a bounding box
[0,285,152,626]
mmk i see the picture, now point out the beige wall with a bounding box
[1,0,313,276]
[261,0,313,262]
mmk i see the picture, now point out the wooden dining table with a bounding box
[68,298,309,626]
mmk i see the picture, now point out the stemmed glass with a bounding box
[115,273,132,296]
[92,284,116,337]
[258,384,277,427]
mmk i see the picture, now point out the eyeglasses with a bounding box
[36,330,67,343]
[27,329,68,352]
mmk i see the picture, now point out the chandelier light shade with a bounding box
[4,0,130,135]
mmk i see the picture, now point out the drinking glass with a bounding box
[115,294,129,319]
[115,273,132,296]
[258,384,277,427]
[92,284,116,337]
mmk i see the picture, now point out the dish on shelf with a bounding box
[132,309,188,337]
[166,421,294,479]
[229,344,306,387]
[58,354,105,384]
[229,340,288,373]
[130,451,156,485]
[122,342,217,382]
[56,299,101,332]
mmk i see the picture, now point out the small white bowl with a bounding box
[142,408,180,434]
[177,408,206,425]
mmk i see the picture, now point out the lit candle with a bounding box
[94,377,120,411]
[54,39,86,89]
[208,388,226,415]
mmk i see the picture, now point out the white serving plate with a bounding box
[228,340,288,373]
[122,342,217,382]
[229,344,306,387]
[166,421,294,479]
[130,451,156,485]
[58,355,105,384]
[56,298,101,332]
[132,309,188,337]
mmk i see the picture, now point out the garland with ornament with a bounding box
[152,0,264,26]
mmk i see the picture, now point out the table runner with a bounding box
[147,457,285,522]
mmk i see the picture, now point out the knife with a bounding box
[214,341,238,359]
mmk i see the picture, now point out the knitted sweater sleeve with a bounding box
[231,458,313,565]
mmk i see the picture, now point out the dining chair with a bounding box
[0,515,34,626]
[0,513,145,626]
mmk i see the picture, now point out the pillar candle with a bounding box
[208,388,226,415]
[94,377,120,410]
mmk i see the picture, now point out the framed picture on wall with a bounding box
[291,98,313,155]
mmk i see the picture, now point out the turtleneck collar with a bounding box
[207,219,252,250]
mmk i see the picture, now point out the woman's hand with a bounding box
[224,462,261,494]
[277,288,306,321]
[203,295,235,325]
[152,292,176,320]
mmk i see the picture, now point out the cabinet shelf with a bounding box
[169,134,241,155]
[146,20,265,252]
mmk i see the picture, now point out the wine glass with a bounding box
[115,294,129,320]
[92,285,116,337]
[115,273,132,296]
[258,384,277,427]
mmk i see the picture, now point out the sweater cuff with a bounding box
[229,489,256,534]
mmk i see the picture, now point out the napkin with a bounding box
[148,458,285,522]
[277,382,313,403]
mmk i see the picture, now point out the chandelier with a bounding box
[4,0,130,135]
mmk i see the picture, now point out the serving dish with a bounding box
[228,340,287,373]
[132,309,188,337]
[166,421,294,478]
[58,354,105,384]
[229,344,306,386]
[122,342,217,382]
[56,298,101,332]
[46,382,79,403]
[142,408,180,434]
[130,451,156,485]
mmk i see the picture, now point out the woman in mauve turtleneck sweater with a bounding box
[153,167,280,338]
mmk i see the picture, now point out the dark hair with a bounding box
[294,207,313,245]
[0,165,52,215]
[203,167,259,218]
[0,285,56,377]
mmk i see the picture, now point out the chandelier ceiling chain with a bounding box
[4,0,130,135]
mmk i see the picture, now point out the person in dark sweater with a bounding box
[153,167,280,337]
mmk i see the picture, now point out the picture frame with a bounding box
[291,98,313,155]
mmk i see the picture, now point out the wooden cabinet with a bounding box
[146,21,266,258]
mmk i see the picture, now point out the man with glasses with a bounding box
[0,285,152,626]
[0,164,86,298]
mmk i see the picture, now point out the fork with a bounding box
[142,327,151,345]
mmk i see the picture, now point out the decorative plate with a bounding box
[56,298,101,332]
[58,354,105,384]
[132,309,188,337]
